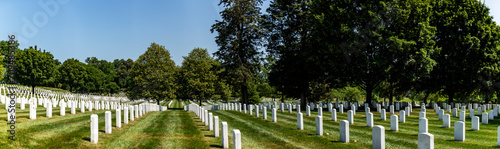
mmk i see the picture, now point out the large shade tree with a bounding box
[211,0,264,104]
[178,48,220,106]
[312,0,438,106]
[429,0,500,103]
[127,43,177,105]
[15,45,55,93]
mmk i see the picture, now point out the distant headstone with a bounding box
[482,112,489,124]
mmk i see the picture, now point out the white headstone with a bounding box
[454,121,465,141]
[214,116,219,137]
[348,110,354,124]
[391,115,398,131]
[233,129,241,149]
[438,109,443,120]
[116,109,121,128]
[443,114,450,128]
[400,110,405,123]
[297,112,303,130]
[130,106,135,121]
[124,107,129,124]
[209,113,213,131]
[418,133,434,149]
[420,112,426,119]
[367,112,373,127]
[90,114,98,143]
[272,108,277,122]
[482,112,489,124]
[419,118,428,133]
[331,109,337,121]
[105,111,112,134]
[459,111,465,122]
[316,115,323,135]
[340,120,349,143]
[372,125,385,149]
[390,105,394,114]
[472,116,479,131]
[381,109,386,120]
[489,110,494,120]
[30,99,36,119]
[71,101,76,114]
[497,126,500,147]
[263,106,267,119]
[222,122,228,148]
[47,102,52,118]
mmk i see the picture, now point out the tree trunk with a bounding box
[447,91,454,104]
[366,84,374,107]
[485,93,490,104]
[280,93,284,103]
[389,86,393,106]
[423,91,430,105]
[31,85,35,94]
[241,84,248,105]
[199,99,202,106]
[157,99,160,105]
[300,91,306,110]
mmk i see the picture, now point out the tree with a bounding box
[127,43,177,105]
[86,57,117,94]
[0,40,19,84]
[312,0,437,106]
[15,45,55,93]
[429,0,500,103]
[84,64,103,93]
[264,0,323,108]
[211,0,264,104]
[58,58,87,92]
[113,58,134,89]
[178,48,220,105]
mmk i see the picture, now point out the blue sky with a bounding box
[0,0,498,65]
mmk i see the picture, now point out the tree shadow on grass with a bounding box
[210,144,223,148]
[204,134,215,137]
[99,130,105,133]
[82,137,91,142]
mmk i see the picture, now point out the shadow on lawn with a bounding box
[83,137,91,142]
[210,144,223,148]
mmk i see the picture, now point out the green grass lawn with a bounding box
[0,103,207,148]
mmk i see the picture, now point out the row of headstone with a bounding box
[90,103,161,144]
[188,103,242,149]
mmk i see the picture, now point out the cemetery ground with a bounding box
[3,99,500,148]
